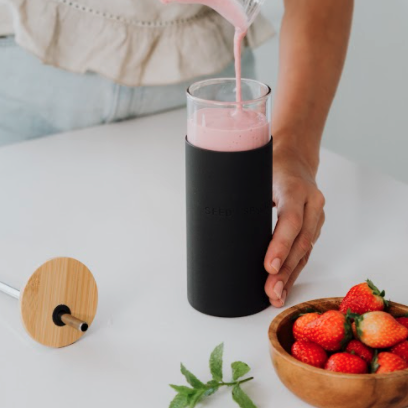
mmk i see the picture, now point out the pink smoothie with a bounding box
[188,108,270,152]
[162,0,270,152]
[161,0,248,102]
[234,28,246,103]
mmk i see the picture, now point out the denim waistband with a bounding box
[0,40,256,146]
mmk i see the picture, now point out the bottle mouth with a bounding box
[187,78,271,107]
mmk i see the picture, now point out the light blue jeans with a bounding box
[0,36,256,147]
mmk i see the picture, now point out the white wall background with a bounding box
[254,0,408,185]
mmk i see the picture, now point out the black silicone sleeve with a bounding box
[185,138,272,317]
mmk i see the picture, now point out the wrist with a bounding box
[272,132,320,179]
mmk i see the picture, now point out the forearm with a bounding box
[271,0,354,176]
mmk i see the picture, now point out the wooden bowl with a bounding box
[268,297,408,408]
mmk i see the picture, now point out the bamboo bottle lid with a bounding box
[19,257,98,348]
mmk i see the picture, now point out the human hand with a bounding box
[264,145,325,307]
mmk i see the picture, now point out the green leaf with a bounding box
[209,343,224,382]
[366,280,389,308]
[231,361,251,381]
[370,350,379,374]
[170,385,197,396]
[169,393,189,408]
[341,315,354,349]
[188,389,205,408]
[346,309,360,321]
[232,385,258,408]
[203,386,219,397]
[353,314,364,340]
[180,364,205,389]
[366,279,381,296]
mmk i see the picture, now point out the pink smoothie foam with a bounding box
[188,108,270,152]
[161,0,270,152]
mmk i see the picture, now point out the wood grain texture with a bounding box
[268,298,408,408]
[19,257,98,348]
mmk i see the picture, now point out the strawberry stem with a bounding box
[220,377,254,386]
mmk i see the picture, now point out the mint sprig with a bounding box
[169,343,257,408]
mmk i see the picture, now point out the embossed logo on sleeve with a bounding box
[204,207,233,217]
[204,201,271,217]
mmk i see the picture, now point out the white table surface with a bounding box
[0,108,407,408]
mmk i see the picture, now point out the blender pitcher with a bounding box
[160,0,266,32]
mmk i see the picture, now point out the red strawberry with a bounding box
[325,352,368,374]
[293,313,321,341]
[339,279,388,315]
[303,310,352,351]
[291,340,328,368]
[390,341,408,363]
[345,340,374,364]
[355,311,408,348]
[372,352,408,374]
[396,316,408,330]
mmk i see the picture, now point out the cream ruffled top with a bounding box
[0,0,274,86]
